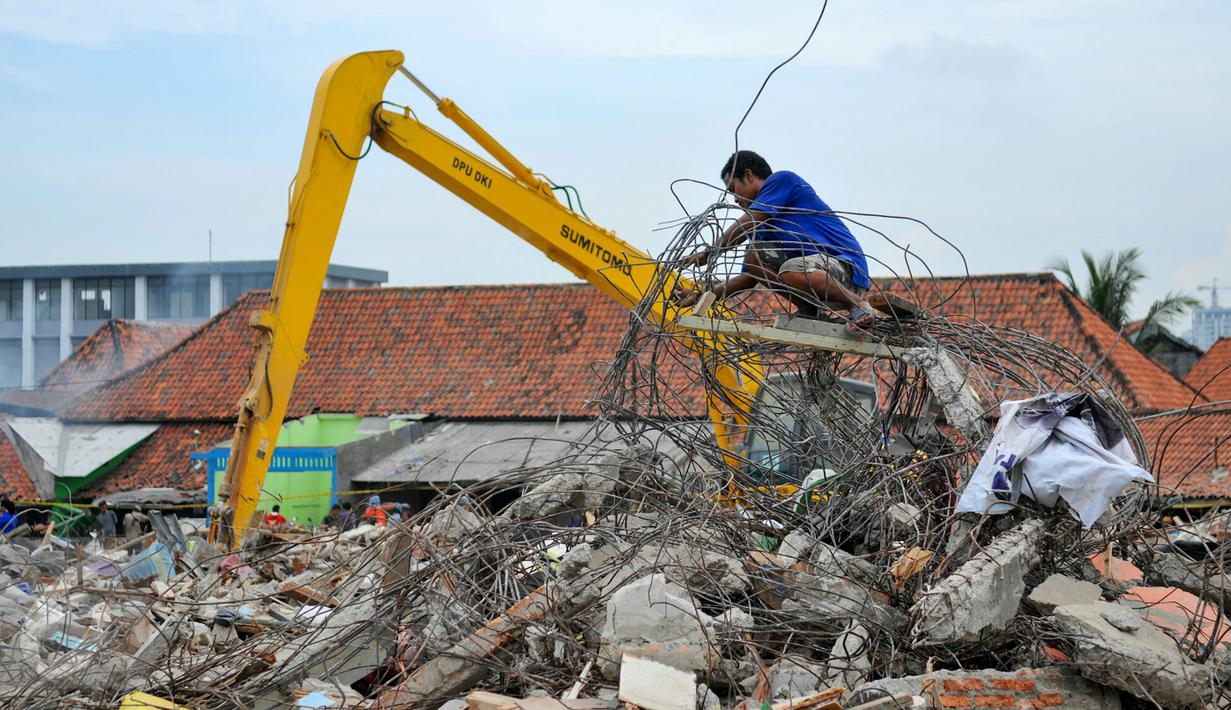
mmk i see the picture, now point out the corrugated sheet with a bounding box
[9,417,158,478]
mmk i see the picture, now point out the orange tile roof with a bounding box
[64,275,1207,496]
[875,273,1200,412]
[0,426,39,501]
[1137,410,1231,499]
[1186,338,1231,403]
[68,275,1195,424]
[41,319,195,392]
[80,422,233,498]
[68,285,638,422]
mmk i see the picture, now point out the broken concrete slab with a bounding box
[777,530,881,587]
[849,668,1118,709]
[1052,600,1212,708]
[1028,573,1102,613]
[768,654,828,700]
[661,545,750,597]
[825,622,872,690]
[423,500,486,545]
[784,572,907,633]
[912,518,1043,645]
[618,653,697,710]
[598,573,716,680]
[900,346,988,440]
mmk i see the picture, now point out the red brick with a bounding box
[990,679,1035,692]
[974,695,1015,708]
[1033,693,1064,708]
[939,695,972,708]
[944,679,986,692]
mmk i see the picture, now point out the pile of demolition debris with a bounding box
[0,434,1228,709]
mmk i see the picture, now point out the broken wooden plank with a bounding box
[467,691,518,710]
[465,691,608,710]
[868,292,924,319]
[801,292,923,319]
[690,290,717,316]
[678,314,903,359]
[767,687,845,710]
[279,580,337,607]
[378,585,557,707]
[564,659,594,700]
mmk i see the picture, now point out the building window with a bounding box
[35,279,60,321]
[73,277,135,320]
[222,273,273,305]
[148,275,210,318]
[0,280,20,321]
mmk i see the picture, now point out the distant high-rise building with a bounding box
[0,261,387,389]
[1193,307,1231,350]
[1192,279,1231,351]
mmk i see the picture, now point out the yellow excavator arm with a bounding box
[210,50,759,548]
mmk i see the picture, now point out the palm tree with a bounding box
[1046,248,1199,332]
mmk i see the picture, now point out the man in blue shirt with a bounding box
[678,151,883,326]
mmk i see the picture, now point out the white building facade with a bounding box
[0,261,387,389]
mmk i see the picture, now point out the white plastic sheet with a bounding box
[957,393,1153,527]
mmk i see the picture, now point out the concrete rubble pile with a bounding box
[0,445,1228,709]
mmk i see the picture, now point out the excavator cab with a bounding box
[739,372,879,495]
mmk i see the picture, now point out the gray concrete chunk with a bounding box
[598,574,716,680]
[1052,600,1211,708]
[1028,573,1102,612]
[911,519,1043,645]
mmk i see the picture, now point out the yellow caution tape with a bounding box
[118,691,189,710]
[14,486,418,509]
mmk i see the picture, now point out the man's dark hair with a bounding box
[721,151,772,181]
[342,501,352,510]
[271,505,280,513]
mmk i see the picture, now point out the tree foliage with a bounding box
[1046,248,1199,332]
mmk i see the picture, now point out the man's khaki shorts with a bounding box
[778,253,863,295]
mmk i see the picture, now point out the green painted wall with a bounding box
[201,415,405,525]
[58,440,148,499]
[275,413,407,447]
[208,462,335,526]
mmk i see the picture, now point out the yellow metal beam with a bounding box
[214,50,403,547]
[212,50,768,546]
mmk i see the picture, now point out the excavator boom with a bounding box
[210,50,757,548]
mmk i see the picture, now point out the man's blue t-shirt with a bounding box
[744,170,870,290]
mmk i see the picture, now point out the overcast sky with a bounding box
[2,1,1228,323]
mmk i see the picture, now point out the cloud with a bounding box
[0,1,912,67]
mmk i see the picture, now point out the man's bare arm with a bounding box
[681,211,766,267]
[674,250,766,307]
